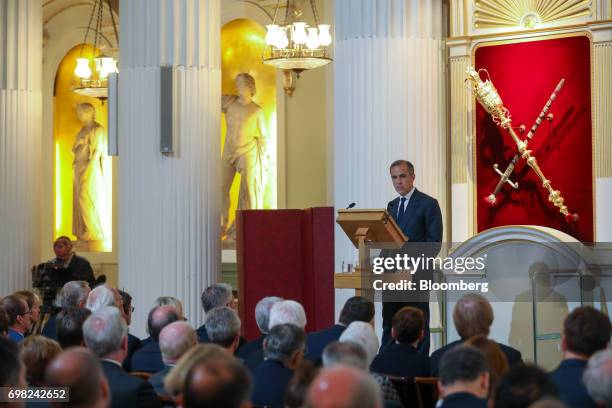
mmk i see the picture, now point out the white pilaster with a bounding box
[0,0,42,293]
[119,0,221,336]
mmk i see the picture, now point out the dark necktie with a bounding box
[397,197,407,221]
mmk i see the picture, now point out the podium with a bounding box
[335,209,408,298]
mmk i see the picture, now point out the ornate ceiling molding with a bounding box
[473,0,592,29]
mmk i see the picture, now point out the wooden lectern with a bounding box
[335,209,407,298]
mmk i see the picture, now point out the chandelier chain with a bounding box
[79,0,99,57]
[310,0,320,27]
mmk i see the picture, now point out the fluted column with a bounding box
[0,0,42,293]
[119,0,220,336]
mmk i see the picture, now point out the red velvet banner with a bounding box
[475,35,593,242]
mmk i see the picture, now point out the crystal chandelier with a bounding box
[263,0,332,75]
[73,0,119,100]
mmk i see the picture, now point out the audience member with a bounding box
[42,280,90,341]
[131,305,180,373]
[83,306,161,407]
[21,335,61,386]
[0,336,26,389]
[322,341,369,369]
[465,334,509,393]
[437,346,489,408]
[13,290,42,334]
[0,306,8,336]
[269,300,307,329]
[583,348,612,408]
[119,289,142,371]
[285,360,318,408]
[197,283,235,342]
[550,306,611,408]
[86,285,117,312]
[252,323,306,408]
[56,306,91,348]
[149,321,197,396]
[1,294,32,343]
[306,365,382,408]
[154,296,185,320]
[51,236,96,287]
[204,306,241,354]
[164,344,228,397]
[431,294,522,375]
[371,306,430,377]
[306,296,374,363]
[495,364,559,408]
[46,347,110,408]
[237,296,282,372]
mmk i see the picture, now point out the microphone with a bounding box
[346,202,356,209]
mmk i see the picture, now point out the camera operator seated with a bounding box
[50,236,95,287]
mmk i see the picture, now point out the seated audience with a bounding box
[197,283,236,342]
[252,323,306,408]
[464,334,509,394]
[56,306,91,348]
[131,305,181,373]
[204,306,241,354]
[119,289,142,371]
[0,306,8,336]
[42,280,90,340]
[83,306,161,407]
[550,306,611,408]
[583,348,612,408]
[370,306,430,377]
[154,296,185,320]
[237,296,282,372]
[46,347,110,408]
[0,336,26,388]
[306,296,374,363]
[269,299,307,329]
[13,290,42,335]
[437,346,489,408]
[21,335,61,386]
[179,347,252,408]
[1,294,32,343]
[306,365,382,408]
[431,294,522,375]
[149,321,197,396]
[494,364,559,408]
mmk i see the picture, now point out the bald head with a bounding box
[159,321,197,364]
[148,305,180,342]
[306,366,381,408]
[45,347,109,408]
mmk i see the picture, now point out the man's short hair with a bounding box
[147,305,181,342]
[21,335,62,386]
[338,296,375,326]
[583,348,612,406]
[154,296,184,318]
[389,159,415,175]
[392,306,424,344]
[322,341,369,370]
[86,285,116,312]
[159,321,198,364]
[118,290,132,316]
[255,296,283,334]
[453,294,493,339]
[563,306,611,357]
[59,281,90,308]
[269,300,307,329]
[306,366,381,408]
[494,364,559,408]
[338,322,379,366]
[264,324,306,362]
[1,295,28,325]
[0,306,8,335]
[57,307,92,348]
[200,283,233,313]
[0,336,23,386]
[83,306,127,357]
[183,350,252,408]
[204,307,241,348]
[13,290,40,310]
[439,346,489,386]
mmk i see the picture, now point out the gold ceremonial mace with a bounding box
[466,67,579,223]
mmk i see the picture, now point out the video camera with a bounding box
[31,261,73,313]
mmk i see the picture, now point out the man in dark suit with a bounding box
[382,160,443,354]
[549,306,611,408]
[51,236,96,287]
[196,283,246,348]
[431,294,522,375]
[371,306,430,377]
[131,305,180,373]
[237,296,282,372]
[83,306,161,407]
[437,346,489,408]
[251,323,306,408]
[306,296,374,364]
[42,280,91,341]
[495,365,559,408]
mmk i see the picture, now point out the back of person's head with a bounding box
[306,365,382,408]
[154,296,185,319]
[46,347,109,408]
[86,285,116,312]
[439,345,489,386]
[392,306,424,345]
[453,294,493,339]
[563,306,611,357]
[57,306,92,348]
[264,323,306,364]
[21,335,61,386]
[338,296,375,326]
[204,306,241,348]
[59,281,90,308]
[181,348,252,408]
[322,341,368,370]
[269,300,307,329]
[494,364,559,408]
[201,283,233,313]
[118,290,134,325]
[583,348,612,407]
[338,321,379,366]
[465,334,509,390]
[0,306,8,336]
[159,321,198,365]
[164,344,228,397]
[0,336,25,387]
[147,305,180,342]
[285,360,318,408]
[1,294,28,326]
[82,306,127,358]
[255,296,283,334]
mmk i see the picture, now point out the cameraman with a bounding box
[51,236,95,287]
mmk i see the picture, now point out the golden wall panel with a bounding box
[451,56,470,184]
[594,41,612,177]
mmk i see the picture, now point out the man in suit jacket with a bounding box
[382,160,443,354]
[131,305,181,373]
[550,306,611,408]
[51,236,96,287]
[42,280,91,341]
[237,296,282,372]
[83,306,160,407]
[431,294,522,375]
[437,346,489,408]
[196,283,246,349]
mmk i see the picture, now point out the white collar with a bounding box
[399,187,415,203]
[101,358,123,368]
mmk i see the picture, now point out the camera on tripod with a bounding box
[31,261,72,314]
